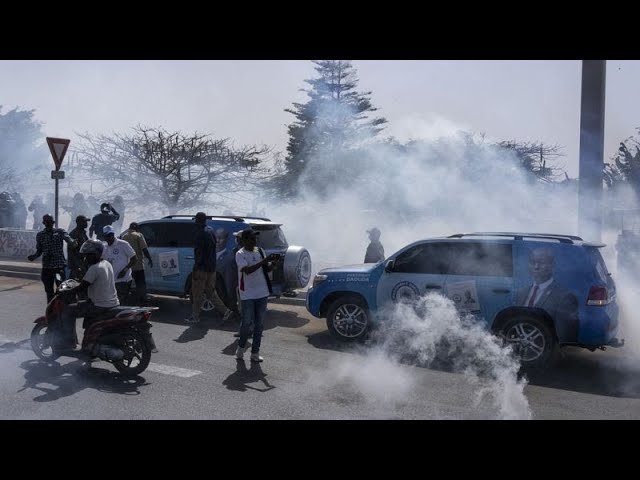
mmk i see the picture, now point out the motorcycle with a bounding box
[31,279,158,376]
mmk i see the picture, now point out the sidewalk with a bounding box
[0,257,41,280]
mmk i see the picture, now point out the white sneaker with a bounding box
[222,309,234,322]
[250,352,264,363]
[235,346,246,359]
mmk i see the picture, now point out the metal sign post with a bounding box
[46,137,70,228]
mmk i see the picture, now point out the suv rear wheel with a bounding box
[326,295,370,341]
[500,315,558,369]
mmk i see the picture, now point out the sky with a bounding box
[0,60,639,177]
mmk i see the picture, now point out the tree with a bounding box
[0,106,46,190]
[496,140,566,182]
[277,60,387,198]
[69,126,274,214]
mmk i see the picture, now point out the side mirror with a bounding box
[384,259,395,273]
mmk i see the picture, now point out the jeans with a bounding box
[116,281,131,305]
[238,297,267,353]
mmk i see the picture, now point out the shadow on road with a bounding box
[222,359,275,393]
[524,347,640,399]
[172,305,308,344]
[18,358,150,403]
[307,331,640,400]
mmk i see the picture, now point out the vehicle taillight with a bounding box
[587,286,609,306]
[142,312,152,321]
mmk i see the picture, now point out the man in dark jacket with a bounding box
[68,215,90,280]
[89,202,120,241]
[27,214,76,303]
[184,212,233,324]
[364,227,385,263]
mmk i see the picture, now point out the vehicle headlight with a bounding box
[313,274,328,287]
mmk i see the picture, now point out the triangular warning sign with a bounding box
[46,137,70,170]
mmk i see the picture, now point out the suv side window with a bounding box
[138,223,164,248]
[394,243,447,274]
[443,242,513,277]
[164,222,196,248]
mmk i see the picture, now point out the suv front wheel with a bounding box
[500,315,559,369]
[326,295,370,341]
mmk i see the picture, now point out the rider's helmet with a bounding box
[80,239,104,265]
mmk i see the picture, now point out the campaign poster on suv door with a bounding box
[159,251,180,277]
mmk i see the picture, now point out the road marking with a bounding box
[146,363,202,378]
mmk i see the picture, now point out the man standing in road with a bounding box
[184,212,233,324]
[102,225,136,305]
[68,215,90,280]
[235,228,280,363]
[27,214,76,303]
[364,227,385,263]
[121,222,153,306]
[89,202,120,241]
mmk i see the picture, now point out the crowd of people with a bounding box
[0,191,125,233]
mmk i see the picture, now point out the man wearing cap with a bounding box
[364,227,385,263]
[121,222,153,306]
[185,212,234,324]
[89,202,120,241]
[102,225,137,304]
[68,215,90,280]
[235,228,280,362]
[27,214,76,303]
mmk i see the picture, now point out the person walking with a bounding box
[27,214,76,303]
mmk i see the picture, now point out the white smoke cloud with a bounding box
[305,293,531,419]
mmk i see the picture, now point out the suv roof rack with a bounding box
[447,232,583,244]
[162,215,272,222]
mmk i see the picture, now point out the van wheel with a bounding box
[500,315,558,369]
[326,296,369,341]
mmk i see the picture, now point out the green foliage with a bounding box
[277,61,387,198]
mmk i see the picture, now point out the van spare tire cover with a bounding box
[283,246,312,289]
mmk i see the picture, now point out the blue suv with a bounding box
[306,232,622,368]
[137,215,312,308]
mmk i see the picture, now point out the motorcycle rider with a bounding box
[58,239,120,350]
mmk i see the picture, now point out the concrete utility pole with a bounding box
[578,60,606,242]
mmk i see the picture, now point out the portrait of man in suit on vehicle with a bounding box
[516,247,579,343]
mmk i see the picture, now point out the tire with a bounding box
[30,322,60,361]
[500,315,558,369]
[113,331,151,376]
[283,246,312,289]
[326,295,370,342]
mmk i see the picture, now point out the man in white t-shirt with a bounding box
[59,239,120,349]
[234,228,281,363]
[102,225,137,304]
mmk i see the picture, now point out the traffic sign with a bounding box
[51,170,65,179]
[46,137,70,170]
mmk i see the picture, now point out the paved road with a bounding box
[1,276,639,419]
